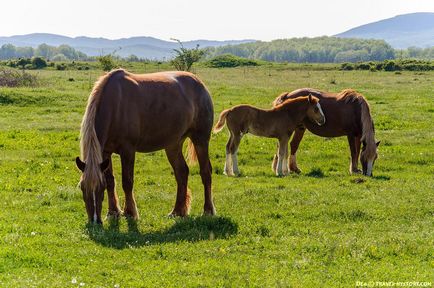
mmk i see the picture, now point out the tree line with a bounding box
[0,43,87,61]
[206,36,434,63]
[1,37,433,64]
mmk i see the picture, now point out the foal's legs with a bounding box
[103,152,122,218]
[166,144,191,217]
[231,134,242,176]
[272,143,278,174]
[347,135,362,174]
[289,126,305,173]
[276,136,290,176]
[225,131,241,176]
[191,138,216,215]
[120,150,139,219]
[224,133,234,176]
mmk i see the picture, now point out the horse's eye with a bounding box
[314,107,319,112]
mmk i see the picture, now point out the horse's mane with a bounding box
[273,95,318,111]
[80,69,125,193]
[338,89,376,151]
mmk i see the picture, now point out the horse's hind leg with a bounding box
[120,150,139,220]
[103,153,122,219]
[166,143,191,217]
[191,138,216,215]
[224,133,234,176]
[289,126,305,173]
[230,133,242,176]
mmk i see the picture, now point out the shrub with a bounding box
[206,54,259,68]
[340,63,354,71]
[55,63,67,71]
[97,55,116,71]
[0,68,37,87]
[383,60,401,71]
[31,57,47,69]
[170,39,204,71]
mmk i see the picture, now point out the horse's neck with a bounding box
[283,101,308,123]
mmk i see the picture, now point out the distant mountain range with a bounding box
[0,34,255,59]
[0,12,432,59]
[335,12,434,48]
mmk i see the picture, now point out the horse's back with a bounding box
[278,88,363,137]
[98,70,213,152]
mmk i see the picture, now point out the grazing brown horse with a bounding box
[75,69,216,224]
[214,94,325,176]
[273,88,380,176]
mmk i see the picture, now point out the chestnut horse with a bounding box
[214,94,325,176]
[75,69,216,224]
[273,88,380,176]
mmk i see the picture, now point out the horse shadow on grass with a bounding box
[85,215,238,249]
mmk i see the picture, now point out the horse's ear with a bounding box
[100,159,110,172]
[376,141,381,147]
[308,94,313,103]
[76,157,86,172]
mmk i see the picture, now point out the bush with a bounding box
[341,60,433,72]
[206,54,259,68]
[97,55,116,71]
[383,60,401,71]
[355,62,371,70]
[340,63,354,71]
[56,63,67,71]
[170,39,204,71]
[31,56,47,69]
[0,68,38,87]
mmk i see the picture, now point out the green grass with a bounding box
[0,64,433,287]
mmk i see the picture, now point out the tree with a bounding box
[170,39,204,71]
[0,44,16,59]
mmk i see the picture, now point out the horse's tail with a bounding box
[186,139,198,165]
[80,69,124,192]
[213,109,231,133]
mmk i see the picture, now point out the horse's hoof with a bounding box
[290,168,302,174]
[124,211,139,221]
[168,209,188,218]
[203,206,216,216]
[351,169,362,174]
[106,209,123,220]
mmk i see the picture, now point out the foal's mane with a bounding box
[338,89,376,152]
[273,95,317,111]
[80,69,125,192]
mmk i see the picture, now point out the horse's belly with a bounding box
[304,121,347,138]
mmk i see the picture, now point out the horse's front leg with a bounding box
[272,143,278,174]
[276,136,289,176]
[103,152,122,219]
[120,150,139,220]
[347,135,361,174]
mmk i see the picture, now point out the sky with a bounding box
[0,0,433,41]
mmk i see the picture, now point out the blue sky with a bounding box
[1,0,433,40]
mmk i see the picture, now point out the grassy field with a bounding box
[0,63,433,287]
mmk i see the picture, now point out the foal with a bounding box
[214,94,325,176]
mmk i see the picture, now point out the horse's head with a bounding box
[306,94,326,126]
[75,157,109,224]
[360,140,380,176]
